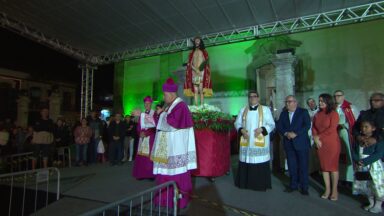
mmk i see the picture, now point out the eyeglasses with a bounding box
[285,100,296,103]
[370,99,383,102]
[334,94,343,97]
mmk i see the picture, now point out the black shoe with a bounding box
[300,190,309,195]
[284,188,297,193]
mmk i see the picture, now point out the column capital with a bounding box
[271,52,296,119]
[271,53,297,68]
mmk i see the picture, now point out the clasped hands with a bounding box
[140,131,147,138]
[241,128,263,139]
[284,132,297,140]
[355,160,364,167]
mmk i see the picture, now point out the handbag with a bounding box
[355,171,372,181]
[355,165,372,181]
[97,140,105,154]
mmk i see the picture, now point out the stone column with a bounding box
[172,66,188,102]
[271,52,297,172]
[271,52,297,118]
[49,92,62,122]
[17,96,30,128]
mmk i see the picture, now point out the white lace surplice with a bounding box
[151,98,197,176]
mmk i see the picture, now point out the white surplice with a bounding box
[234,105,275,164]
[152,97,197,175]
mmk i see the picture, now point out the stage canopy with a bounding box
[1,0,383,65]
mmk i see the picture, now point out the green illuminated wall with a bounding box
[292,19,384,91]
[116,40,255,115]
[115,19,384,115]
[291,19,384,110]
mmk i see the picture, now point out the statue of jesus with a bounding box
[183,37,213,106]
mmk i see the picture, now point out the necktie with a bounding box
[289,112,293,123]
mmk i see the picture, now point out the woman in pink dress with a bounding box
[312,93,340,201]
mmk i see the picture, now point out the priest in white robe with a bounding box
[151,78,197,209]
[234,90,275,191]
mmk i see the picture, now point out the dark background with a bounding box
[0,27,114,118]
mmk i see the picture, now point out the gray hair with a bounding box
[285,95,297,101]
[306,97,315,104]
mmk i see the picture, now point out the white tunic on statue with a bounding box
[152,98,197,176]
[234,105,275,164]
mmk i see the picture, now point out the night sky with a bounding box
[0,27,114,106]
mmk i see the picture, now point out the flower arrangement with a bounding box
[189,104,234,132]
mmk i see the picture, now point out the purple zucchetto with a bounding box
[143,96,153,103]
[162,78,178,92]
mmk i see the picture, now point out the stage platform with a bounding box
[34,156,372,216]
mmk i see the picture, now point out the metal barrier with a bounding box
[0,146,72,173]
[0,167,61,216]
[81,181,179,216]
[1,152,34,172]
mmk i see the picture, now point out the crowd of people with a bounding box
[1,86,383,213]
[0,108,141,169]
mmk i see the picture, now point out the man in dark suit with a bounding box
[108,113,127,166]
[277,95,311,195]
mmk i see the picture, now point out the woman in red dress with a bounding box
[312,93,340,201]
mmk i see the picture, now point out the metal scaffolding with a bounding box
[79,64,97,120]
[97,0,384,64]
[0,12,97,64]
[1,1,383,65]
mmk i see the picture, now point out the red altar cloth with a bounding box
[192,129,231,177]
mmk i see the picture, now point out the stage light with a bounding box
[100,109,111,121]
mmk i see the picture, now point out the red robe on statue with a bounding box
[183,48,213,97]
